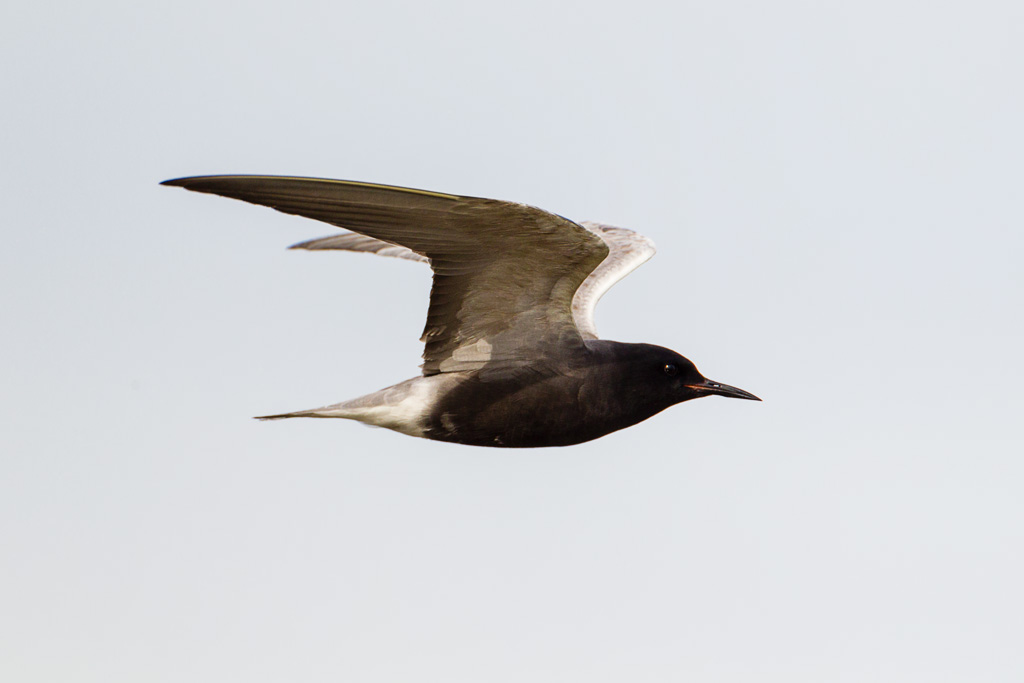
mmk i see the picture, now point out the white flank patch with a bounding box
[354,378,438,436]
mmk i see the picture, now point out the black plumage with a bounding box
[162,175,759,448]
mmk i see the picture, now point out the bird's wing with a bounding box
[162,175,609,374]
[572,222,656,340]
[292,221,656,340]
[290,232,429,263]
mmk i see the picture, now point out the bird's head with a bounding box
[628,344,761,407]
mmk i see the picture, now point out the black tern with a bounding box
[162,175,759,447]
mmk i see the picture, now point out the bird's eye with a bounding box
[663,363,678,376]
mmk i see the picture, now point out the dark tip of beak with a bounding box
[694,379,761,401]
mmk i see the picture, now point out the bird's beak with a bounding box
[689,379,761,401]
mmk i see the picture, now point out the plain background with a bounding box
[2,1,1022,681]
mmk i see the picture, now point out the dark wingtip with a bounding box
[161,175,221,188]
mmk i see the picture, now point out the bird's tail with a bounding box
[252,375,444,438]
[255,409,338,421]
[254,401,368,421]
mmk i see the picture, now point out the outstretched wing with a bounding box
[293,221,655,341]
[162,175,609,374]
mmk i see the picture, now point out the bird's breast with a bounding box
[423,364,647,448]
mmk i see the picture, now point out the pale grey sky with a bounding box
[2,1,1022,681]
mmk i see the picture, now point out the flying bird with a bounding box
[162,175,759,447]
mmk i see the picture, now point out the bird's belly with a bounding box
[424,374,612,448]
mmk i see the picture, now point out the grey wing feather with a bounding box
[162,175,609,374]
[291,232,429,263]
[290,222,655,341]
